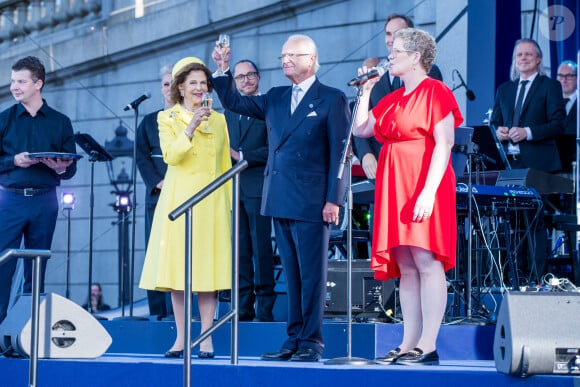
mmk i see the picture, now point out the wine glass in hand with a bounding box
[202,92,213,130]
[218,34,230,73]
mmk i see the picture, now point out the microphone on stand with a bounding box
[451,69,475,101]
[123,92,151,111]
[348,62,389,87]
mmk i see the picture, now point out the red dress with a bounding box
[370,77,463,281]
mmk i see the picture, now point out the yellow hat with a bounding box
[171,57,206,78]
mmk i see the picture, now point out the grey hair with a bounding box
[510,38,546,81]
[160,65,172,79]
[559,60,578,74]
[394,28,436,73]
[285,34,320,73]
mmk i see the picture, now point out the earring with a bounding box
[180,90,184,97]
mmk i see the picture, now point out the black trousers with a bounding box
[0,189,58,324]
[237,195,276,321]
[274,218,329,355]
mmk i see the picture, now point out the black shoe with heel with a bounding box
[198,351,215,359]
[164,349,184,358]
[396,348,439,365]
[375,347,404,364]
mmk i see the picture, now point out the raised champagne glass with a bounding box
[202,92,212,130]
[218,33,230,73]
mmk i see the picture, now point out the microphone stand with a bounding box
[325,87,375,366]
[74,133,114,315]
[119,102,147,320]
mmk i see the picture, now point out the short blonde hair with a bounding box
[395,28,436,73]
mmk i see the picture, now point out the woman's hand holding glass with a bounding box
[185,106,211,137]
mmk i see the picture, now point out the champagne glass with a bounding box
[218,33,230,73]
[202,92,213,130]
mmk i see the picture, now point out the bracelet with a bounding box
[57,169,66,175]
[184,130,193,139]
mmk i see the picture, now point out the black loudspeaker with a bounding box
[493,292,580,376]
[325,260,395,320]
[0,293,112,358]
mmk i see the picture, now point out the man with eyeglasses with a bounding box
[211,34,349,362]
[353,13,442,181]
[491,38,565,283]
[555,60,577,174]
[224,59,276,322]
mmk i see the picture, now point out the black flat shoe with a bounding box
[198,351,215,359]
[289,347,321,362]
[396,348,439,365]
[375,347,404,364]
[261,348,296,361]
[164,349,184,358]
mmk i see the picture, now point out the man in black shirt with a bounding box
[0,56,77,324]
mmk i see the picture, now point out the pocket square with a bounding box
[307,111,318,117]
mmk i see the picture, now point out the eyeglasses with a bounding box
[390,48,418,58]
[278,53,311,61]
[234,72,258,82]
[557,73,577,80]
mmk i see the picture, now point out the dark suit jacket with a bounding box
[136,110,168,205]
[556,99,577,172]
[213,72,349,222]
[491,75,566,172]
[224,110,269,198]
[353,64,443,161]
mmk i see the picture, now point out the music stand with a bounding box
[74,133,113,315]
[451,126,474,177]
[471,125,511,171]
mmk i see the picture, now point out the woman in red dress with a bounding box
[353,28,463,365]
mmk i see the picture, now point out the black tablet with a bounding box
[28,152,83,160]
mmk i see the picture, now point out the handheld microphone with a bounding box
[348,62,389,87]
[452,70,475,101]
[123,92,151,111]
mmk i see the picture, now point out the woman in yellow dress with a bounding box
[139,57,232,358]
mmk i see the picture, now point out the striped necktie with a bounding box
[291,85,301,114]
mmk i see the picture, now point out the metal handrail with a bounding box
[168,160,247,387]
[0,248,52,387]
[169,160,248,220]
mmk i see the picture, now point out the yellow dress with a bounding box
[139,103,232,292]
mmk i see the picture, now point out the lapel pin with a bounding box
[309,103,313,108]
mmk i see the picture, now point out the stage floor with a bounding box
[1,320,579,386]
[1,353,578,387]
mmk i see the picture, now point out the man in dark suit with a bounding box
[492,39,565,173]
[555,60,577,174]
[491,38,565,281]
[135,65,173,319]
[353,13,442,179]
[225,59,276,322]
[212,34,349,362]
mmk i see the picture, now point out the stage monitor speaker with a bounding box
[493,292,580,376]
[0,293,112,358]
[326,260,395,319]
